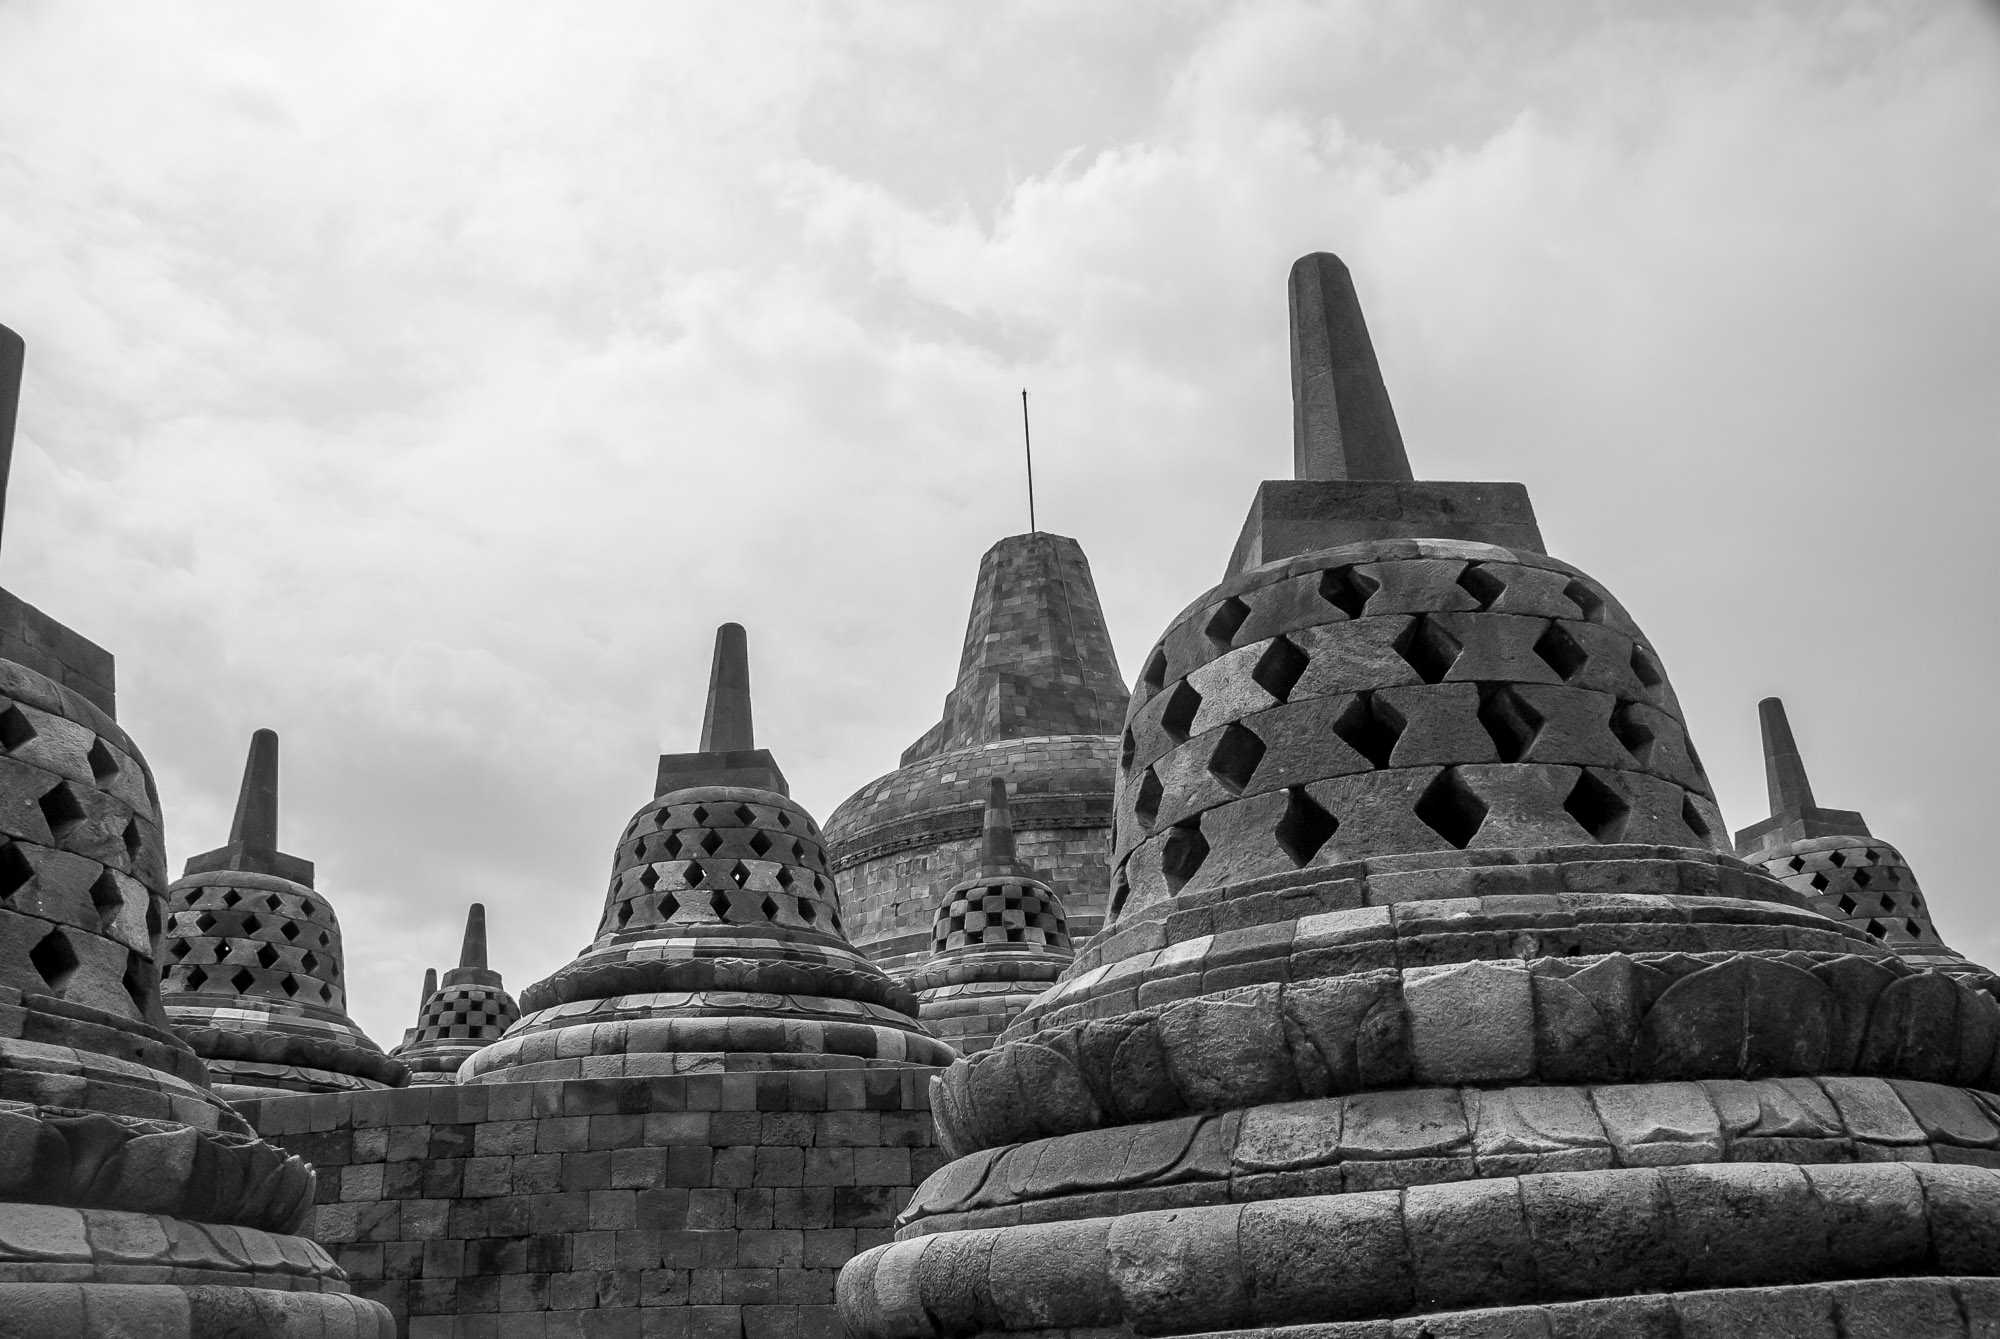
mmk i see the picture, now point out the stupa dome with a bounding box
[463,624,952,1082]
[392,902,521,1083]
[159,730,405,1098]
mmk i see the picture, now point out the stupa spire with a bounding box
[1758,695,1818,815]
[978,777,1017,875]
[1288,252,1412,483]
[699,622,754,751]
[228,727,281,853]
[0,322,21,549]
[419,967,437,1010]
[459,902,488,972]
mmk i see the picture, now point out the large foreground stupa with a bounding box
[837,255,2000,1336]
[0,324,391,1336]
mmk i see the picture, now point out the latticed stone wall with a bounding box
[233,1070,944,1338]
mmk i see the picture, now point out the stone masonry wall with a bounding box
[232,1069,943,1338]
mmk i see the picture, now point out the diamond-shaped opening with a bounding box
[1563,580,1605,622]
[264,894,283,911]
[240,914,262,935]
[280,973,300,997]
[280,921,300,941]
[615,900,634,929]
[699,830,723,857]
[1395,615,1462,685]
[1912,894,1924,910]
[638,866,660,891]
[1630,644,1665,689]
[195,910,217,933]
[183,964,208,991]
[655,809,672,829]
[1533,623,1589,682]
[256,943,279,969]
[691,806,709,824]
[1133,767,1164,829]
[1788,856,1806,873]
[1332,692,1405,769]
[1478,685,1544,764]
[121,950,152,1015]
[776,810,793,828]
[88,868,122,931]
[86,738,119,785]
[803,818,817,836]
[1456,564,1507,611]
[1120,728,1136,769]
[813,873,826,894]
[1109,869,1131,921]
[222,889,242,908]
[1886,868,1902,883]
[320,983,333,1002]
[1608,701,1655,763]
[775,866,795,890]
[1828,850,1847,868]
[1810,872,1830,892]
[791,839,810,864]
[29,927,78,993]
[1853,869,1873,888]
[1866,918,1887,939]
[1141,647,1169,696]
[1159,817,1209,893]
[1205,597,1251,649]
[0,705,37,752]
[749,830,773,858]
[1207,723,1266,795]
[1682,795,1712,843]
[632,839,648,862]
[735,804,757,825]
[218,962,254,995]
[1319,565,1377,619]
[121,820,143,869]
[1416,768,1489,849]
[1252,636,1309,704]
[1863,848,1881,863]
[662,832,684,859]
[0,842,32,900]
[760,895,780,920]
[216,940,236,960]
[37,783,86,841]
[1159,680,1203,744]
[730,861,751,888]
[797,896,816,923]
[657,892,681,919]
[1274,786,1338,867]
[317,930,330,946]
[1837,894,1858,915]
[1563,769,1630,843]
[682,860,706,887]
[169,939,191,960]
[710,888,733,921]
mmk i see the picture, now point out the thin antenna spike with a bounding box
[1021,389,1037,534]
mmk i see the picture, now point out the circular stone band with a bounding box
[0,1282,394,1338]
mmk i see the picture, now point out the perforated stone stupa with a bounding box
[905,777,1073,1054]
[0,323,392,1337]
[837,255,2000,1338]
[1738,696,1996,993]
[391,902,519,1083]
[159,729,405,1099]
[463,622,953,1082]
[827,531,1128,976]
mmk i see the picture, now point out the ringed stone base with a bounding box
[0,1283,393,1338]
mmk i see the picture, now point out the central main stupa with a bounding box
[837,255,2000,1336]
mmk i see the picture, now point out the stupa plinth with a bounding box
[391,903,520,1083]
[0,323,391,1337]
[905,777,1074,1053]
[464,622,953,1082]
[1738,696,1997,992]
[837,256,2000,1337]
[159,729,406,1098]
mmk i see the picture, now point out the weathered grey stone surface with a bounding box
[160,729,405,1098]
[391,903,519,1084]
[836,253,2000,1338]
[828,532,1127,976]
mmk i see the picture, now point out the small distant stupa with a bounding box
[392,903,520,1083]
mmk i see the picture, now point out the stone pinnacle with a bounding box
[459,903,488,972]
[1758,696,1818,815]
[419,967,437,1009]
[978,777,1023,876]
[699,622,754,753]
[1288,252,1413,483]
[0,323,20,553]
[228,728,281,853]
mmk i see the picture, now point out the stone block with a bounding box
[1406,960,1534,1085]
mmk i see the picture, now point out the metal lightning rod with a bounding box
[1021,389,1037,534]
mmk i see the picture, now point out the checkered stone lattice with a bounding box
[931,879,1071,954]
[1754,837,1942,948]
[603,790,844,938]
[408,983,519,1044]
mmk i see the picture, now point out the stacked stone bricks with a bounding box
[836,254,2000,1337]
[1736,696,1996,994]
[907,778,1074,1054]
[392,903,520,1085]
[160,729,406,1099]
[827,532,1128,976]
[0,321,393,1337]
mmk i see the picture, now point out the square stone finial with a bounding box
[182,728,316,884]
[1732,697,1872,858]
[656,622,789,796]
[0,322,21,550]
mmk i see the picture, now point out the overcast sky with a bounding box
[2,1,1997,1047]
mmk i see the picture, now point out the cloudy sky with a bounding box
[2,0,1997,1045]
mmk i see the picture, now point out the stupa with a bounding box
[1737,696,1996,993]
[838,255,2000,1336]
[390,902,520,1083]
[905,777,1074,1053]
[462,622,954,1082]
[827,532,1128,976]
[159,729,406,1098]
[0,323,391,1336]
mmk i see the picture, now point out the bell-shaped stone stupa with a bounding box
[160,729,406,1098]
[1737,696,1996,992]
[392,903,520,1083]
[463,623,954,1082]
[838,256,2000,1337]
[905,777,1074,1054]
[0,324,392,1336]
